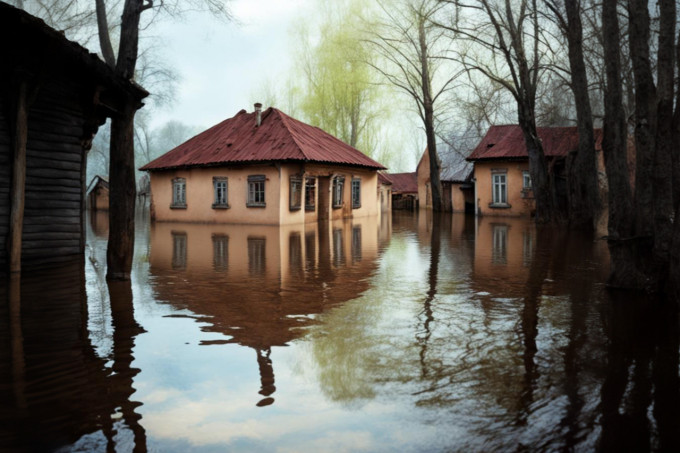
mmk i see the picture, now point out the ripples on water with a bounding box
[1,210,679,452]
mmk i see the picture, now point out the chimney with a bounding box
[254,103,263,127]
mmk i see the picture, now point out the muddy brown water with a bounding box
[1,210,678,452]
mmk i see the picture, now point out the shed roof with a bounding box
[141,108,386,171]
[1,3,148,102]
[387,172,418,194]
[467,125,602,161]
[86,175,109,194]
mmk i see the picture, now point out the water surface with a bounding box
[1,211,679,452]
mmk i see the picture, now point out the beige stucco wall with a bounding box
[417,149,431,210]
[473,160,533,217]
[451,183,467,213]
[150,165,281,224]
[148,163,381,225]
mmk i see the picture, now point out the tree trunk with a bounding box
[601,0,640,288]
[627,0,656,239]
[95,0,116,68]
[517,103,554,224]
[106,0,147,280]
[106,105,137,280]
[419,18,442,212]
[564,0,600,231]
[650,0,675,284]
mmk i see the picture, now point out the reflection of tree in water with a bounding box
[599,295,680,452]
[0,260,147,452]
[305,216,678,450]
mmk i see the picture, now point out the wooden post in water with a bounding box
[8,80,28,274]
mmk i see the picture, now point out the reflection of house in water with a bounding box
[148,216,388,406]
[0,260,145,452]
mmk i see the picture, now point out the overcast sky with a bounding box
[149,0,313,130]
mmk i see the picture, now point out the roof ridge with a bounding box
[274,109,310,161]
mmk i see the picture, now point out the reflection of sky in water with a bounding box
[21,211,671,452]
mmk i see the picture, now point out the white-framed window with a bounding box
[523,171,532,189]
[171,177,186,208]
[351,178,361,209]
[305,177,316,211]
[213,177,228,208]
[332,176,345,208]
[290,176,302,211]
[247,175,266,207]
[492,172,507,205]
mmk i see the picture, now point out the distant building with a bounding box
[385,172,418,210]
[417,147,474,212]
[466,125,602,217]
[86,175,109,211]
[141,105,386,225]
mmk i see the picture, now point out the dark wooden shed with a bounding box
[0,4,147,271]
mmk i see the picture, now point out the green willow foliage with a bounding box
[290,1,390,163]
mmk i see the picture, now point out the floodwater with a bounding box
[2,210,679,452]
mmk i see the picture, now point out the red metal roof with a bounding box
[386,172,418,194]
[467,125,602,161]
[140,108,385,171]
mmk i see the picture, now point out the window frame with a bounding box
[332,176,345,209]
[522,171,532,190]
[289,176,302,211]
[246,175,266,208]
[490,171,509,207]
[305,177,316,212]
[212,176,229,209]
[171,177,186,209]
[351,177,361,209]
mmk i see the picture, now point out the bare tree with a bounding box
[365,0,462,211]
[543,0,601,230]
[600,0,680,294]
[94,0,233,279]
[440,0,558,223]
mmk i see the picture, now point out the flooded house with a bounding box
[0,3,147,272]
[466,125,602,217]
[140,104,386,225]
[86,175,109,211]
[385,172,418,210]
[417,147,474,212]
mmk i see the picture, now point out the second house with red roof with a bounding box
[141,104,386,225]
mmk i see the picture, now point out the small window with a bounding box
[213,177,229,208]
[351,178,361,209]
[305,177,316,211]
[247,175,266,207]
[290,176,302,211]
[492,172,507,205]
[332,176,345,209]
[523,171,532,189]
[171,177,186,208]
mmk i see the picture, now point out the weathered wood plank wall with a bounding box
[0,107,9,266]
[0,78,87,268]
